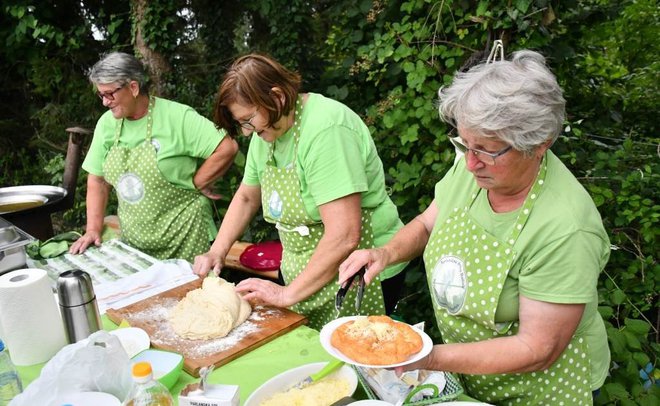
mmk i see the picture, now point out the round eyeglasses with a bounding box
[448,134,512,165]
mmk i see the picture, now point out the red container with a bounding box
[239,241,283,271]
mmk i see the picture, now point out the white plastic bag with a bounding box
[10,330,132,405]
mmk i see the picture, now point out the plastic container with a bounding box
[0,338,23,405]
[122,361,174,406]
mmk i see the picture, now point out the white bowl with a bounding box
[54,391,121,406]
[109,327,150,358]
[244,361,358,406]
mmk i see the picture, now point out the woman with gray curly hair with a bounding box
[339,49,610,404]
[70,52,238,262]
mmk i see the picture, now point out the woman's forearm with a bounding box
[422,299,585,375]
[208,183,261,259]
[85,174,111,232]
[284,194,362,305]
[380,215,432,267]
[193,137,238,190]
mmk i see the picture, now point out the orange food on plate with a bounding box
[330,315,423,365]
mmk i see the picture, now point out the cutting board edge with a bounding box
[181,315,308,377]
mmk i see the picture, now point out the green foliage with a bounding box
[546,2,659,402]
[1,0,657,402]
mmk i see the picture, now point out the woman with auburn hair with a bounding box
[193,54,407,330]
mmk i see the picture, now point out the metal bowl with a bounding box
[0,185,67,214]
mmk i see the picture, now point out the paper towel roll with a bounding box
[0,268,67,365]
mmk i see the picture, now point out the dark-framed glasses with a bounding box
[96,86,124,101]
[237,109,258,132]
[448,134,512,166]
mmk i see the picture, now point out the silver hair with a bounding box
[438,50,565,155]
[88,52,149,94]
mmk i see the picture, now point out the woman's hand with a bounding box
[235,278,292,308]
[198,186,222,200]
[193,251,224,277]
[70,174,111,255]
[69,230,103,254]
[338,247,389,286]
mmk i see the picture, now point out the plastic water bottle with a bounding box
[0,339,22,406]
[122,361,173,406]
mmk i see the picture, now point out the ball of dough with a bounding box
[169,277,251,340]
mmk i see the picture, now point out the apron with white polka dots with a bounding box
[260,96,385,330]
[103,96,211,262]
[423,157,592,405]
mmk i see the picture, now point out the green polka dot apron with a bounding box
[260,96,385,330]
[423,157,593,405]
[103,96,211,263]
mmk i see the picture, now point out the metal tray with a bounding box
[0,218,35,251]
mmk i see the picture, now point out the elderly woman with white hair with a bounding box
[339,49,610,405]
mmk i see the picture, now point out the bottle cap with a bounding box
[0,339,4,352]
[132,361,153,378]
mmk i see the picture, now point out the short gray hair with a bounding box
[438,50,565,154]
[88,52,149,94]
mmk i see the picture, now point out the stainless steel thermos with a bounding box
[57,269,102,343]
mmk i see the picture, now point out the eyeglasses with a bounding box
[96,86,124,101]
[448,134,512,165]
[237,110,258,132]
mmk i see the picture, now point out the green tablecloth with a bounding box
[16,317,341,405]
[16,316,476,405]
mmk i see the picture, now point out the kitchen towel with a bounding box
[0,268,67,365]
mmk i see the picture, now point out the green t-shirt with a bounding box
[83,97,225,190]
[243,93,405,278]
[433,150,610,389]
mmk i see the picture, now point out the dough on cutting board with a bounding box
[169,277,251,340]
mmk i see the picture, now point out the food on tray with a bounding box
[330,315,423,365]
[169,276,251,339]
[259,378,350,406]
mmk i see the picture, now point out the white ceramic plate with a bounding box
[244,361,358,406]
[109,327,150,358]
[54,391,121,406]
[319,316,434,368]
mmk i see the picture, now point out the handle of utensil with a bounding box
[310,359,344,382]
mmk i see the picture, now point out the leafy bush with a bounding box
[1,0,657,403]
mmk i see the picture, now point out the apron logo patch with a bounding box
[117,172,145,203]
[268,190,283,219]
[431,255,467,314]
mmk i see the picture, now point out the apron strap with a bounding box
[506,154,547,245]
[113,96,156,145]
[267,95,303,165]
[466,153,548,246]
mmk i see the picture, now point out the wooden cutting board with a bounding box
[106,279,307,377]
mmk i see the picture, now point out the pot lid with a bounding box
[0,185,67,214]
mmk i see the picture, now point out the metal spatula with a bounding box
[292,359,345,389]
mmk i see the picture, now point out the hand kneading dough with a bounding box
[169,277,251,339]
